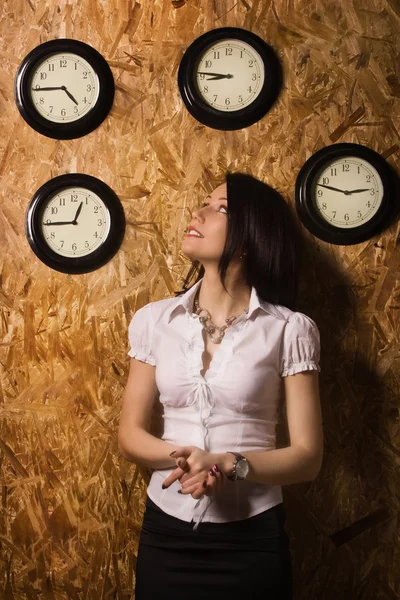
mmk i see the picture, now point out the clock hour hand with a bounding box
[198,72,234,80]
[32,85,78,105]
[346,188,371,194]
[61,86,79,105]
[72,202,83,224]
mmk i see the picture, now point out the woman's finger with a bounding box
[162,466,187,489]
[176,457,189,471]
[179,480,207,499]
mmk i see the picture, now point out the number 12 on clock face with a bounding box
[26,174,125,274]
[313,157,382,229]
[295,143,398,245]
[178,27,282,130]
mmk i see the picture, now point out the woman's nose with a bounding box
[191,206,204,221]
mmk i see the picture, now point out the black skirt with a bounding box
[135,495,293,600]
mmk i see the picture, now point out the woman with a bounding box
[118,172,323,599]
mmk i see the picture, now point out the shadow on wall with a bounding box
[277,219,399,599]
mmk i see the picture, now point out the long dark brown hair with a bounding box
[175,172,303,311]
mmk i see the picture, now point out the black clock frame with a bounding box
[15,39,115,139]
[26,174,125,274]
[178,27,283,131]
[295,143,398,245]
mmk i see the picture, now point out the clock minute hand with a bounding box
[318,183,347,194]
[198,72,234,80]
[32,86,64,91]
[43,221,74,226]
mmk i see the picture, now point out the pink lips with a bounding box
[186,226,204,237]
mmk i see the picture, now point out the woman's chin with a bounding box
[181,241,199,260]
[181,249,199,261]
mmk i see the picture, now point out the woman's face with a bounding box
[181,183,228,263]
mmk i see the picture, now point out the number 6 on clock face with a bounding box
[26,174,125,274]
[295,143,398,245]
[29,53,99,123]
[178,27,283,130]
[15,39,114,139]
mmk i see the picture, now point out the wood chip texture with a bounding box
[0,0,399,598]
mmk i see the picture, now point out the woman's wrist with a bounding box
[214,452,235,477]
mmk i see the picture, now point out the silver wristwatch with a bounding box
[226,452,249,481]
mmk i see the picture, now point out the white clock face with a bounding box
[312,156,384,229]
[29,53,100,123]
[196,39,265,111]
[40,187,110,257]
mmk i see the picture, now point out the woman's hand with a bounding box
[162,446,227,499]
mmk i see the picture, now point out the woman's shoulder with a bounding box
[266,303,319,334]
[132,295,180,322]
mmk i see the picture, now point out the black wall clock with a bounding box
[15,39,114,139]
[295,143,399,245]
[177,27,283,130]
[26,174,125,274]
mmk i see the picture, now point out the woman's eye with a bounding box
[198,202,227,213]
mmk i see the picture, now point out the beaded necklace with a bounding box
[193,286,249,344]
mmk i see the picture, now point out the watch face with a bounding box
[15,39,114,139]
[30,53,100,123]
[26,174,125,274]
[312,156,384,229]
[236,459,249,479]
[295,143,398,245]
[178,27,282,130]
[196,39,265,111]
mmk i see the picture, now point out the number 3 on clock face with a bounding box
[314,157,383,228]
[196,39,265,111]
[178,27,282,130]
[26,174,125,274]
[41,187,110,257]
[295,143,398,245]
[15,39,114,139]
[30,53,99,123]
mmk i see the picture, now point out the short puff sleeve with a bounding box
[127,304,156,366]
[281,312,320,377]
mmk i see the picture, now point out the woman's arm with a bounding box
[220,370,323,484]
[117,358,177,469]
[164,370,323,491]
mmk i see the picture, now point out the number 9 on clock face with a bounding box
[30,53,100,123]
[295,143,398,245]
[178,27,282,130]
[40,187,110,257]
[313,157,383,228]
[15,39,114,139]
[26,174,125,274]
[196,39,265,111]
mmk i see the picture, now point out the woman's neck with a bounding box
[195,268,251,326]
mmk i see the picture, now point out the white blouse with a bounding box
[127,277,321,528]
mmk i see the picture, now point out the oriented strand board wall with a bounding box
[0,0,399,598]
